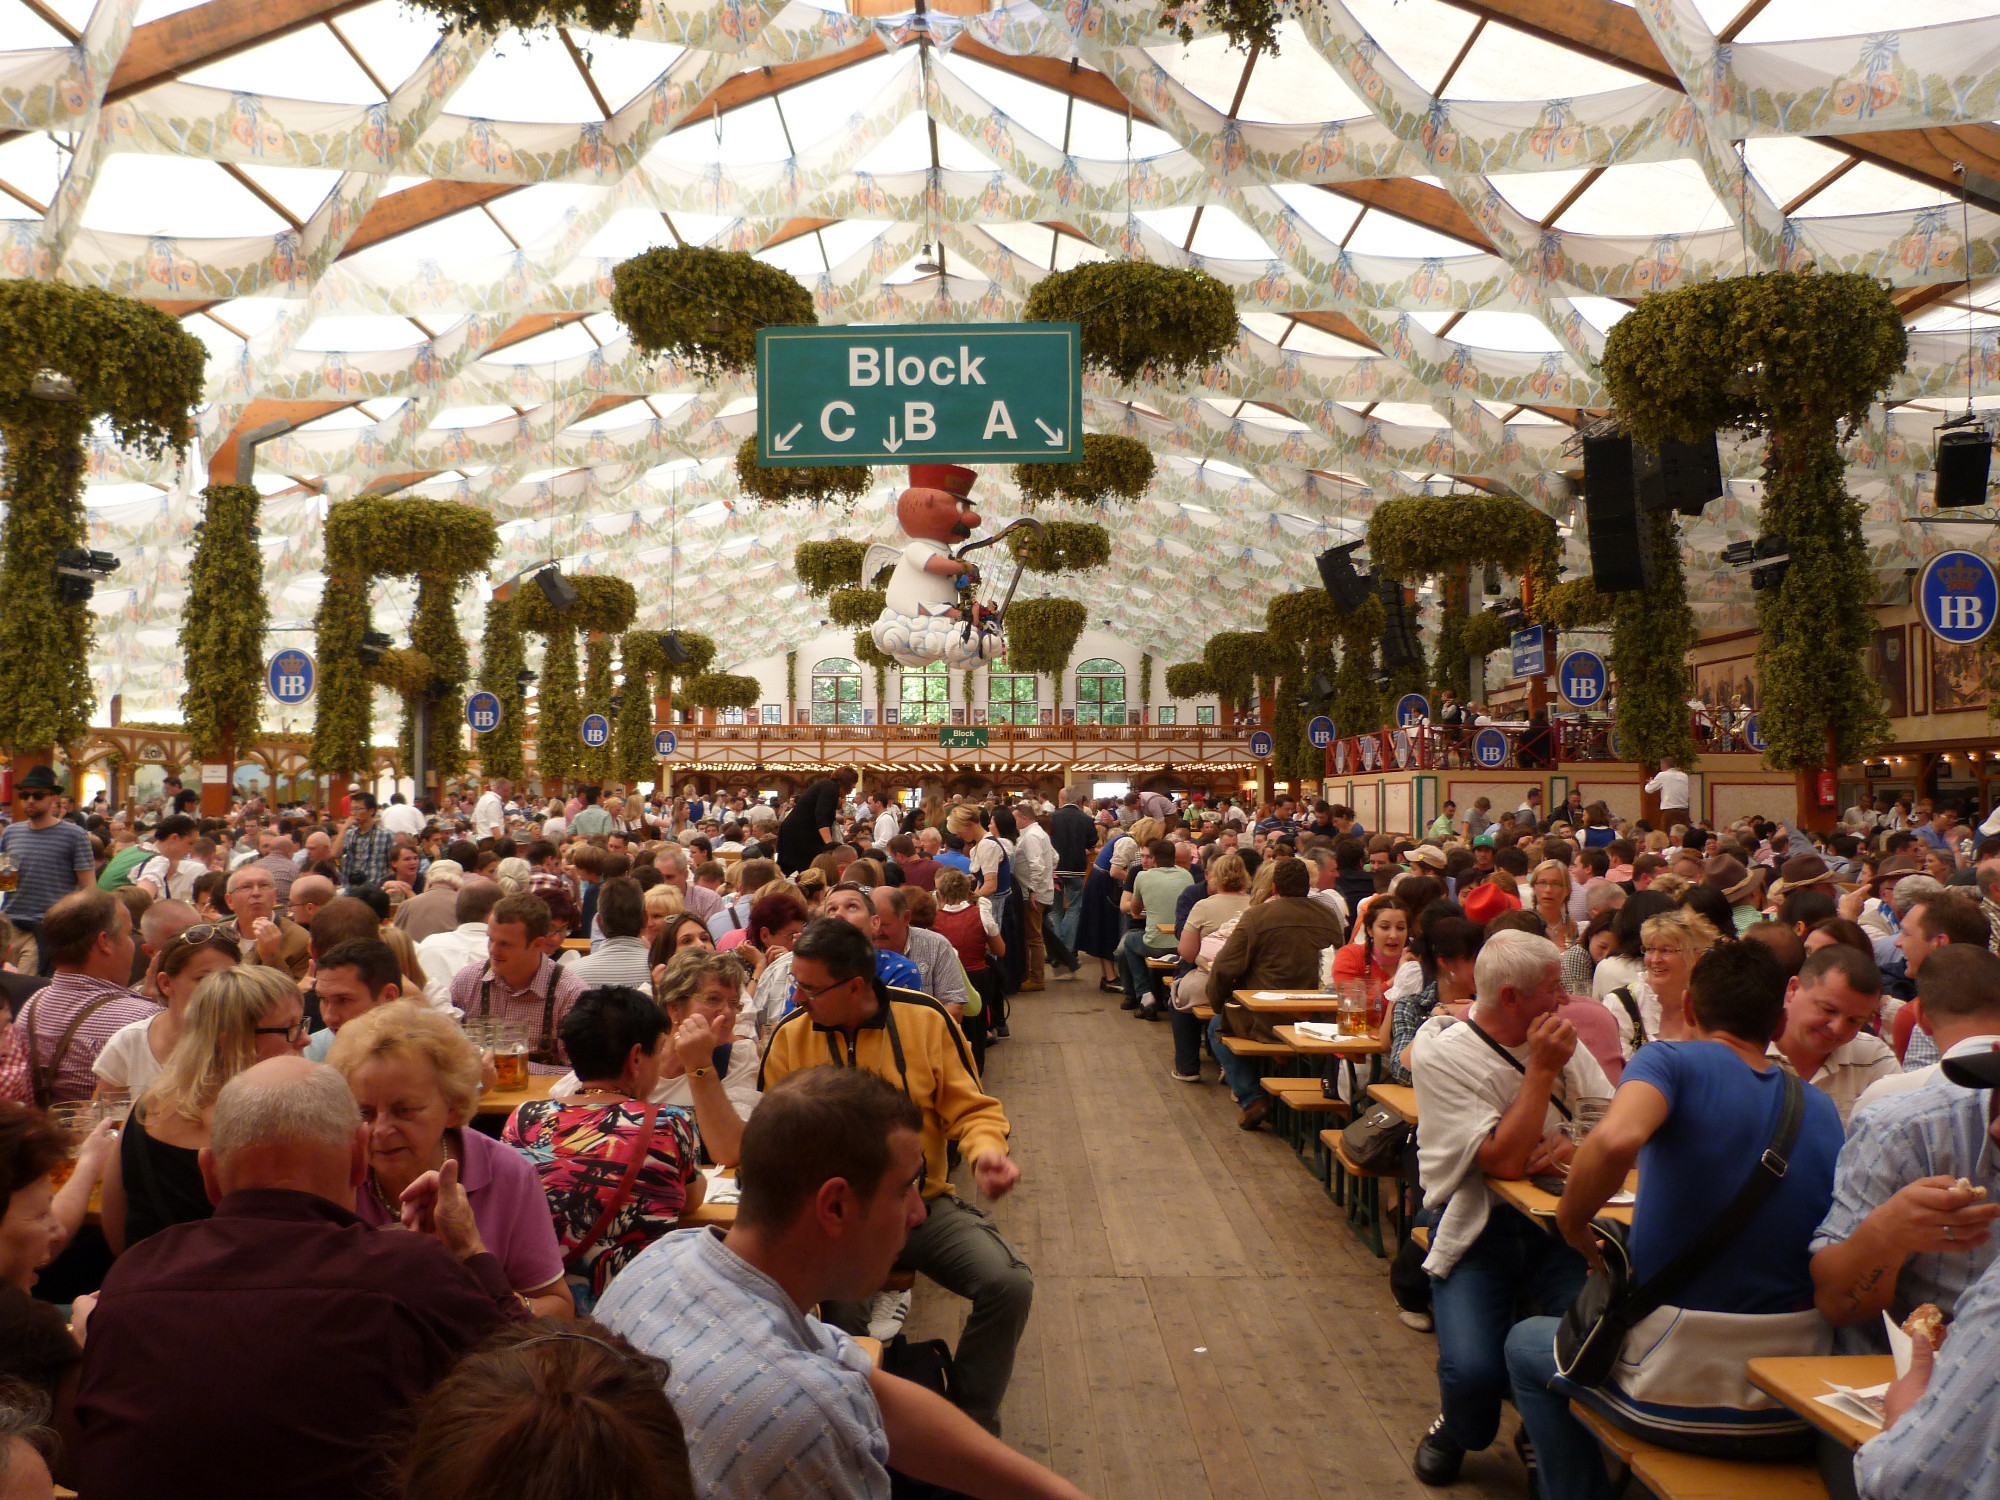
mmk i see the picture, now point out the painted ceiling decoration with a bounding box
[2,0,1997,730]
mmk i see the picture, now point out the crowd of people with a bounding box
[0,763,1997,1498]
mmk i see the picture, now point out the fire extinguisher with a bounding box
[0,765,11,808]
[1816,768,1836,807]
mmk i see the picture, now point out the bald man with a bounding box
[74,1058,520,1500]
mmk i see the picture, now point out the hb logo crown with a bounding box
[1937,558,1983,591]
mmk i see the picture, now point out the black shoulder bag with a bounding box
[1554,1070,1804,1388]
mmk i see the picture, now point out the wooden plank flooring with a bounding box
[907,981,1529,1500]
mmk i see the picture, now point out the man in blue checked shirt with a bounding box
[1859,1033,2000,1500]
[1810,945,2000,1352]
[596,1067,1087,1500]
[335,794,397,891]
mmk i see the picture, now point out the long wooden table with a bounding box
[1488,1169,1637,1227]
[1367,1083,1418,1124]
[474,1073,562,1117]
[1232,989,1348,1014]
[1747,1356,1895,1452]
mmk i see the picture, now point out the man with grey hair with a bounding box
[0,1384,55,1499]
[1408,930,1612,1485]
[74,1057,519,1500]
[392,857,465,944]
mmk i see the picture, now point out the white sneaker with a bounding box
[867,1288,913,1341]
[1397,1309,1434,1333]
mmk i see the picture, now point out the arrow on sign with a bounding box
[1034,419,1065,447]
[883,417,903,454]
[770,422,802,453]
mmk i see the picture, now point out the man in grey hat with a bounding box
[1,766,97,975]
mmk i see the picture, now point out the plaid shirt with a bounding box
[338,823,397,889]
[448,955,585,1074]
[18,972,158,1104]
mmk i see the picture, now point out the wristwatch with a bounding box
[691,1065,712,1078]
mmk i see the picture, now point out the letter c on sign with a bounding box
[821,401,855,441]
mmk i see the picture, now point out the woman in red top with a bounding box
[933,869,1003,1072]
[1331,898,1413,1033]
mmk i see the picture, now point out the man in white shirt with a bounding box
[415,881,505,1009]
[1642,756,1691,822]
[472,779,508,840]
[869,793,901,851]
[380,794,427,839]
[1010,801,1056,991]
[1768,945,1897,1127]
[1409,930,1611,1485]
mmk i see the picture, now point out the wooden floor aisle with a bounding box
[907,980,1529,1500]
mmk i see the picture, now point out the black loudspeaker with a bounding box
[1582,432,1653,594]
[1635,434,1722,517]
[1378,575,1423,671]
[662,630,692,664]
[1934,427,1994,509]
[1316,541,1373,614]
[533,566,577,609]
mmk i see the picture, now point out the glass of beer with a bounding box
[47,1103,93,1189]
[0,853,17,894]
[1565,1096,1610,1148]
[1336,979,1369,1039]
[491,1023,530,1091]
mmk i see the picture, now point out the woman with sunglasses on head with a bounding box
[91,925,242,1103]
[100,966,308,1253]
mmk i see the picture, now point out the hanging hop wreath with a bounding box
[178,484,269,761]
[1164,661,1216,699]
[734,436,871,508]
[828,587,887,628]
[0,281,207,457]
[611,247,815,380]
[1013,435,1156,505]
[1006,521,1113,575]
[794,540,868,598]
[1264,590,1342,647]
[1023,262,1240,385]
[1005,598,1090,678]
[1203,631,1282,704]
[1366,494,1558,583]
[1163,0,1317,54]
[682,673,762,712]
[401,0,646,36]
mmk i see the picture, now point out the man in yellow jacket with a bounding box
[761,916,1031,1436]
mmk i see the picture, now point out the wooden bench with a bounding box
[1571,1401,1830,1500]
[1259,1077,1348,1163]
[1366,1082,1418,1125]
[1321,1131,1393,1258]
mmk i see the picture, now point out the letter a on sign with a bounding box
[983,401,1016,440]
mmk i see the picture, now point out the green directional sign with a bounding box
[939,726,990,749]
[756,323,1083,467]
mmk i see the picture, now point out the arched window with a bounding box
[810,656,862,725]
[1075,658,1126,726]
[899,661,949,725]
[987,655,1038,725]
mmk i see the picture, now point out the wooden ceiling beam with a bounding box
[104,0,375,103]
[1322,178,1493,252]
[951,41,1157,124]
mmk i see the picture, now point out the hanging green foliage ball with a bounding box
[1012,435,1156,505]
[1005,598,1090,678]
[1006,521,1113,575]
[1164,0,1306,55]
[853,630,897,672]
[611,247,815,380]
[1023,261,1240,384]
[1531,577,1616,632]
[1600,270,1907,448]
[401,0,644,35]
[793,540,867,598]
[1164,661,1216,699]
[682,672,762,712]
[734,436,871,508]
[0,281,207,458]
[1459,611,1513,661]
[828,587,887,628]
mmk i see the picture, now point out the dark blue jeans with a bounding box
[1209,1013,1264,1109]
[1429,1210,1588,1452]
[1049,872,1085,961]
[1506,1317,1615,1500]
[1118,929,1167,1007]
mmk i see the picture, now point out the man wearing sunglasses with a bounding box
[1,765,98,976]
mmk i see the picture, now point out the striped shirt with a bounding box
[1854,1250,2000,1500]
[596,1227,889,1500]
[19,973,158,1104]
[0,819,94,923]
[1811,1072,1999,1350]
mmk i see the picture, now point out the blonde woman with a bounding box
[640,883,685,947]
[379,926,430,999]
[1602,907,1721,1058]
[102,966,307,1252]
[1529,860,1576,950]
[331,1002,571,1319]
